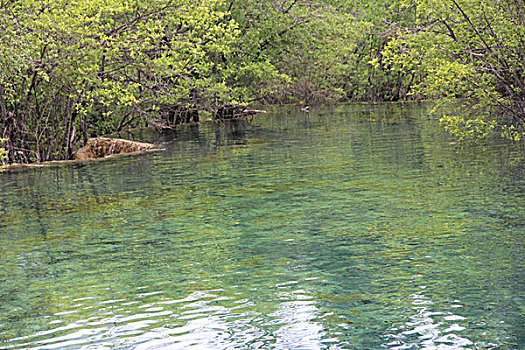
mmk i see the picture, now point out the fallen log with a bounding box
[73,137,161,160]
[236,109,267,118]
[215,105,267,120]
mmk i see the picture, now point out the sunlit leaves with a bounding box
[0,138,7,168]
[382,0,525,140]
[0,0,243,162]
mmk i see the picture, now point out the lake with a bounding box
[0,103,523,349]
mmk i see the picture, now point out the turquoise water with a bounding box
[0,103,523,349]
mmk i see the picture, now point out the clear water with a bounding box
[0,103,523,349]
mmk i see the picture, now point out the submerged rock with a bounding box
[73,137,160,160]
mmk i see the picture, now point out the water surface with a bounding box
[0,104,523,349]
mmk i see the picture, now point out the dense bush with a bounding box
[1,0,523,164]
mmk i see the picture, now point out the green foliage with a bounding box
[1,0,523,165]
[440,115,496,140]
[0,138,7,168]
[223,0,361,104]
[0,0,240,163]
[382,0,525,140]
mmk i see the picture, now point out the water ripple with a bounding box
[1,104,523,349]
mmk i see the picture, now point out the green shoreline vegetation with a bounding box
[1,0,524,165]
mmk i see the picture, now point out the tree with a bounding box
[382,0,525,140]
[0,0,240,163]
[222,0,361,104]
[2,0,523,165]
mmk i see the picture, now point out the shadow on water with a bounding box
[0,103,523,349]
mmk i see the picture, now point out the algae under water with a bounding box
[0,103,523,349]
